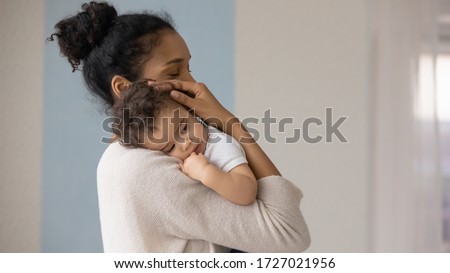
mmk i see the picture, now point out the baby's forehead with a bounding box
[158,100,191,119]
[153,102,191,128]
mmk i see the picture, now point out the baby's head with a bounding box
[112,80,207,161]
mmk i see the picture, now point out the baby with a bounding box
[112,80,257,206]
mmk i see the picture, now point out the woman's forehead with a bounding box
[153,31,191,64]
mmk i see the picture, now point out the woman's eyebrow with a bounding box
[165,58,183,65]
[164,55,192,66]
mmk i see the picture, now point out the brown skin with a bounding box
[111,29,194,98]
[166,81,281,179]
[111,29,281,180]
[142,100,257,205]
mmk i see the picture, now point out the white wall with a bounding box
[0,0,44,252]
[0,0,371,252]
[235,0,369,252]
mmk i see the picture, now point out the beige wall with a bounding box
[235,0,369,252]
[0,0,44,252]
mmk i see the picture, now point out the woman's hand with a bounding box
[151,80,281,179]
[150,80,236,133]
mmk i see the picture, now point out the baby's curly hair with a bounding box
[112,80,169,148]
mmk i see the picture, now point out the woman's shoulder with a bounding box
[97,142,181,185]
[99,141,174,164]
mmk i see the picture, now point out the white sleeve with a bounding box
[203,127,248,173]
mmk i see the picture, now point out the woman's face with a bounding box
[136,30,204,160]
[140,30,195,83]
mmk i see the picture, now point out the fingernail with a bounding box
[170,91,179,98]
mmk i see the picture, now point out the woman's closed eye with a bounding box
[167,64,191,79]
[168,71,179,78]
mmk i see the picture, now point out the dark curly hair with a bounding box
[47,1,175,111]
[111,80,169,148]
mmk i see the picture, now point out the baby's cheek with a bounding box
[192,123,206,144]
[170,150,188,162]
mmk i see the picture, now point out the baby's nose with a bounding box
[181,137,191,151]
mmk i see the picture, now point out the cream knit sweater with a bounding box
[97,142,311,252]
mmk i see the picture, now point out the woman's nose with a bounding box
[188,74,196,83]
[182,71,196,83]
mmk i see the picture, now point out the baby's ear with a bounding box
[111,75,131,98]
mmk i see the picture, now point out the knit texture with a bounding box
[97,142,311,252]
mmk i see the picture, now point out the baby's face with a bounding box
[141,100,208,161]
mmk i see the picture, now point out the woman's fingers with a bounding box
[170,90,195,109]
[148,80,203,97]
[147,80,200,109]
[167,80,203,98]
[149,82,174,93]
[148,80,234,130]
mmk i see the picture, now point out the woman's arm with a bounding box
[155,81,281,179]
[182,152,257,205]
[98,145,310,252]
[224,120,282,179]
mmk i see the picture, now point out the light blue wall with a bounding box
[43,0,234,252]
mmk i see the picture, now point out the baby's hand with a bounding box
[181,152,209,182]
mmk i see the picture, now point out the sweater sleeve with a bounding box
[100,144,311,253]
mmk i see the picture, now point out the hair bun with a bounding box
[49,1,117,71]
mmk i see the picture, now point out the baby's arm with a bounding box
[181,153,257,205]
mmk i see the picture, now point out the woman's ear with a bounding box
[111,75,131,98]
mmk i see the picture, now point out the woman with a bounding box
[49,1,310,252]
